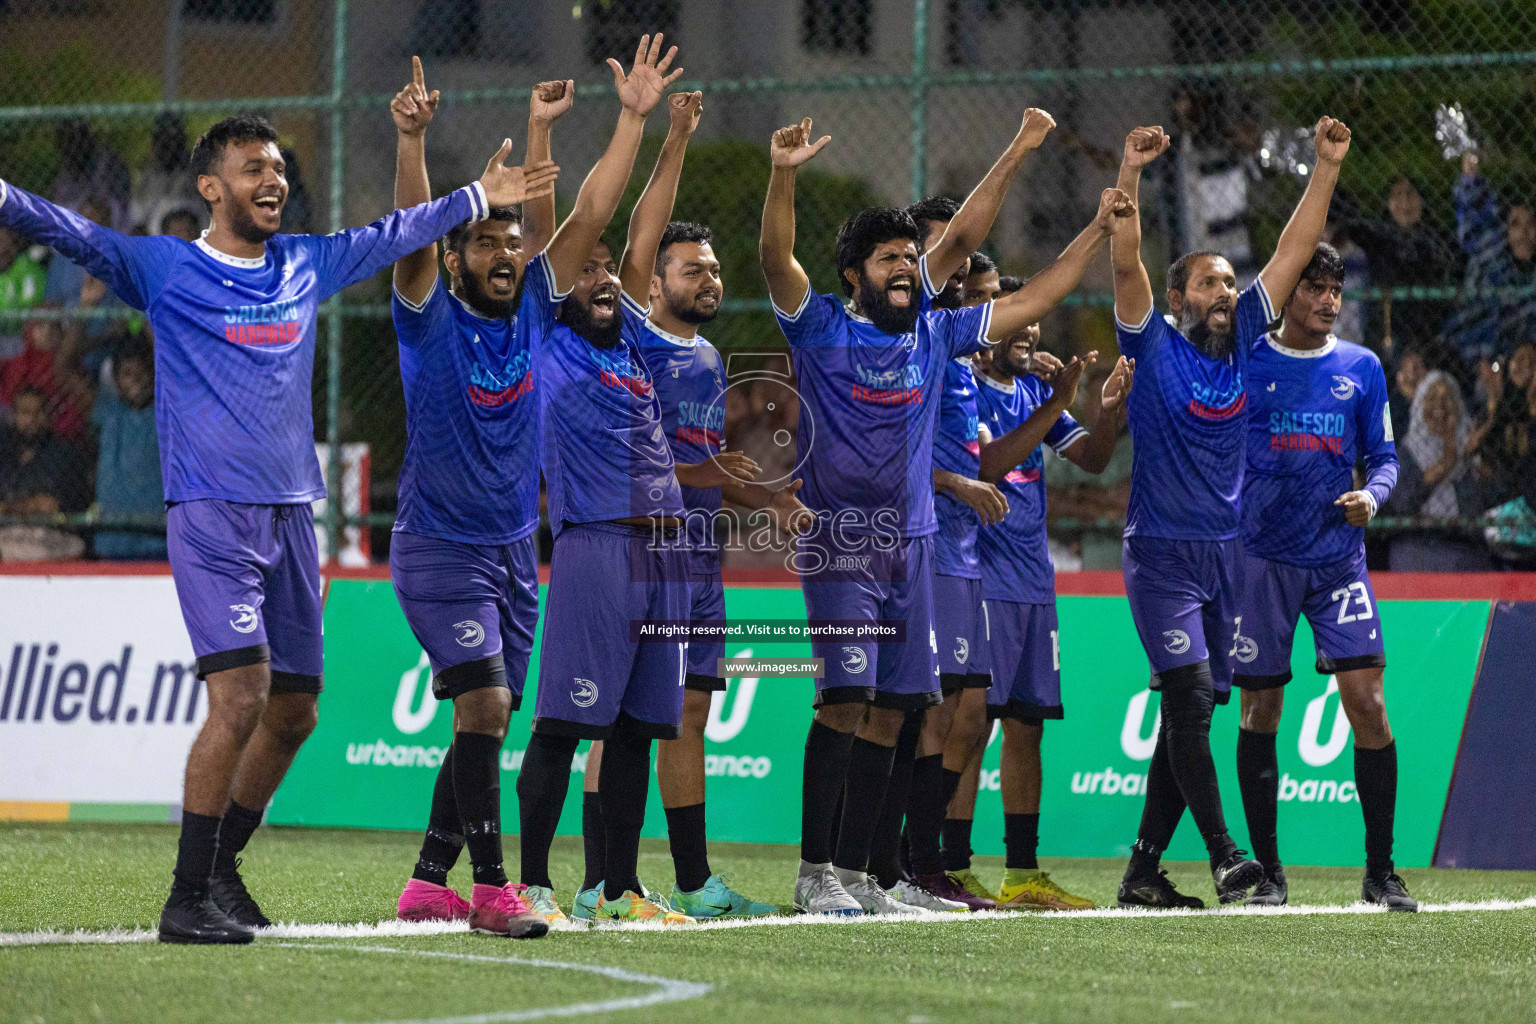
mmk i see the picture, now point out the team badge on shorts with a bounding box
[954,637,970,665]
[229,604,259,634]
[571,678,599,708]
[1162,629,1191,655]
[453,620,486,648]
[840,647,868,675]
[1230,617,1258,664]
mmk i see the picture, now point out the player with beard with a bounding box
[761,111,1135,915]
[972,320,1130,911]
[0,114,555,943]
[577,218,813,920]
[1110,118,1351,908]
[385,60,577,938]
[1231,243,1411,910]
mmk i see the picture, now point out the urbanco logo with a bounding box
[1298,675,1352,767]
[393,650,438,735]
[706,648,759,743]
[1120,688,1162,761]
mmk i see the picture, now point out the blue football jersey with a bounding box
[538,292,683,536]
[933,358,984,579]
[1115,279,1275,541]
[392,251,564,545]
[772,273,993,540]
[1242,333,1398,567]
[975,372,1085,604]
[634,315,727,574]
[0,178,489,504]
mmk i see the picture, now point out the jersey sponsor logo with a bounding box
[954,637,970,665]
[1004,467,1042,485]
[674,400,726,448]
[1188,392,1247,421]
[571,677,599,708]
[592,348,654,398]
[224,300,302,348]
[851,383,923,406]
[851,361,927,407]
[1267,409,1348,455]
[229,604,259,634]
[1229,617,1257,664]
[1162,629,1191,655]
[1187,378,1246,421]
[840,646,868,675]
[453,620,486,648]
[1330,375,1358,400]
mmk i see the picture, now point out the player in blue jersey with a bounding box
[760,111,1136,915]
[971,311,1132,914]
[577,218,812,921]
[1109,118,1351,909]
[0,115,556,944]
[1230,243,1414,911]
[384,60,576,939]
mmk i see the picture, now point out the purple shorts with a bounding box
[685,572,727,691]
[933,573,991,689]
[797,532,940,710]
[1232,549,1386,689]
[166,499,323,693]
[985,600,1062,721]
[1123,536,1241,703]
[389,531,539,705]
[533,522,690,740]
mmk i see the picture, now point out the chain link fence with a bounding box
[1,0,1533,568]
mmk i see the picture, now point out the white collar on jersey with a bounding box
[844,303,875,325]
[1265,331,1337,359]
[644,317,706,347]
[195,230,267,269]
[979,370,1017,393]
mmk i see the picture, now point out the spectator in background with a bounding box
[279,147,314,234]
[1445,152,1536,365]
[0,317,91,442]
[130,113,204,238]
[159,209,201,243]
[1044,362,1132,570]
[1466,341,1536,507]
[92,336,165,560]
[1335,175,1454,356]
[0,224,46,362]
[44,196,138,381]
[1172,89,1260,283]
[1382,370,1491,571]
[1388,347,1426,447]
[0,385,89,561]
[51,120,131,234]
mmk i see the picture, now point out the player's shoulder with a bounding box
[391,275,447,319]
[1114,303,1167,339]
[773,286,839,324]
[1330,336,1383,371]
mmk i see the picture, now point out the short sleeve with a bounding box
[620,290,651,342]
[518,251,568,337]
[1114,304,1165,361]
[1045,408,1086,454]
[932,302,994,360]
[773,288,841,349]
[390,273,450,350]
[1235,278,1277,348]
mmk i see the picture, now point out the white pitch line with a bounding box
[3,894,1533,948]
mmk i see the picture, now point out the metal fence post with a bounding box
[325,0,348,565]
[910,0,929,204]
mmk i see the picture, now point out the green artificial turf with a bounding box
[3,823,1535,1024]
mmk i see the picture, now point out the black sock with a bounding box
[581,791,605,892]
[1004,813,1040,870]
[867,713,920,888]
[413,746,464,886]
[907,754,951,876]
[1355,741,1398,876]
[1157,664,1234,860]
[600,717,652,901]
[666,803,712,893]
[801,721,856,864]
[1237,728,1280,871]
[1128,725,1185,879]
[213,800,264,876]
[453,731,507,887]
[173,810,222,893]
[942,815,974,872]
[832,736,897,874]
[516,732,578,889]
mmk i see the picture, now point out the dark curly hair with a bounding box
[834,207,920,298]
[905,195,961,245]
[1298,241,1347,288]
[190,114,280,209]
[967,251,997,276]
[444,206,523,259]
[997,274,1025,295]
[657,221,712,271]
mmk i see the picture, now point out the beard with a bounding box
[858,280,920,336]
[992,343,1032,378]
[662,282,720,326]
[932,277,965,310]
[560,294,622,348]
[228,199,279,245]
[1179,303,1235,359]
[458,261,523,319]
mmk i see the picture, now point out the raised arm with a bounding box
[523,79,574,255]
[760,117,830,314]
[1258,116,1351,306]
[987,188,1135,342]
[1110,126,1169,329]
[924,108,1055,287]
[619,91,702,305]
[390,56,442,304]
[544,33,683,293]
[978,355,1095,482]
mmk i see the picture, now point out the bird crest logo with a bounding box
[1331,375,1357,400]
[229,604,259,634]
[954,637,970,665]
[571,678,599,708]
[840,647,868,675]
[453,620,486,648]
[1162,629,1191,655]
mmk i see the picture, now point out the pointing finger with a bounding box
[412,55,425,90]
